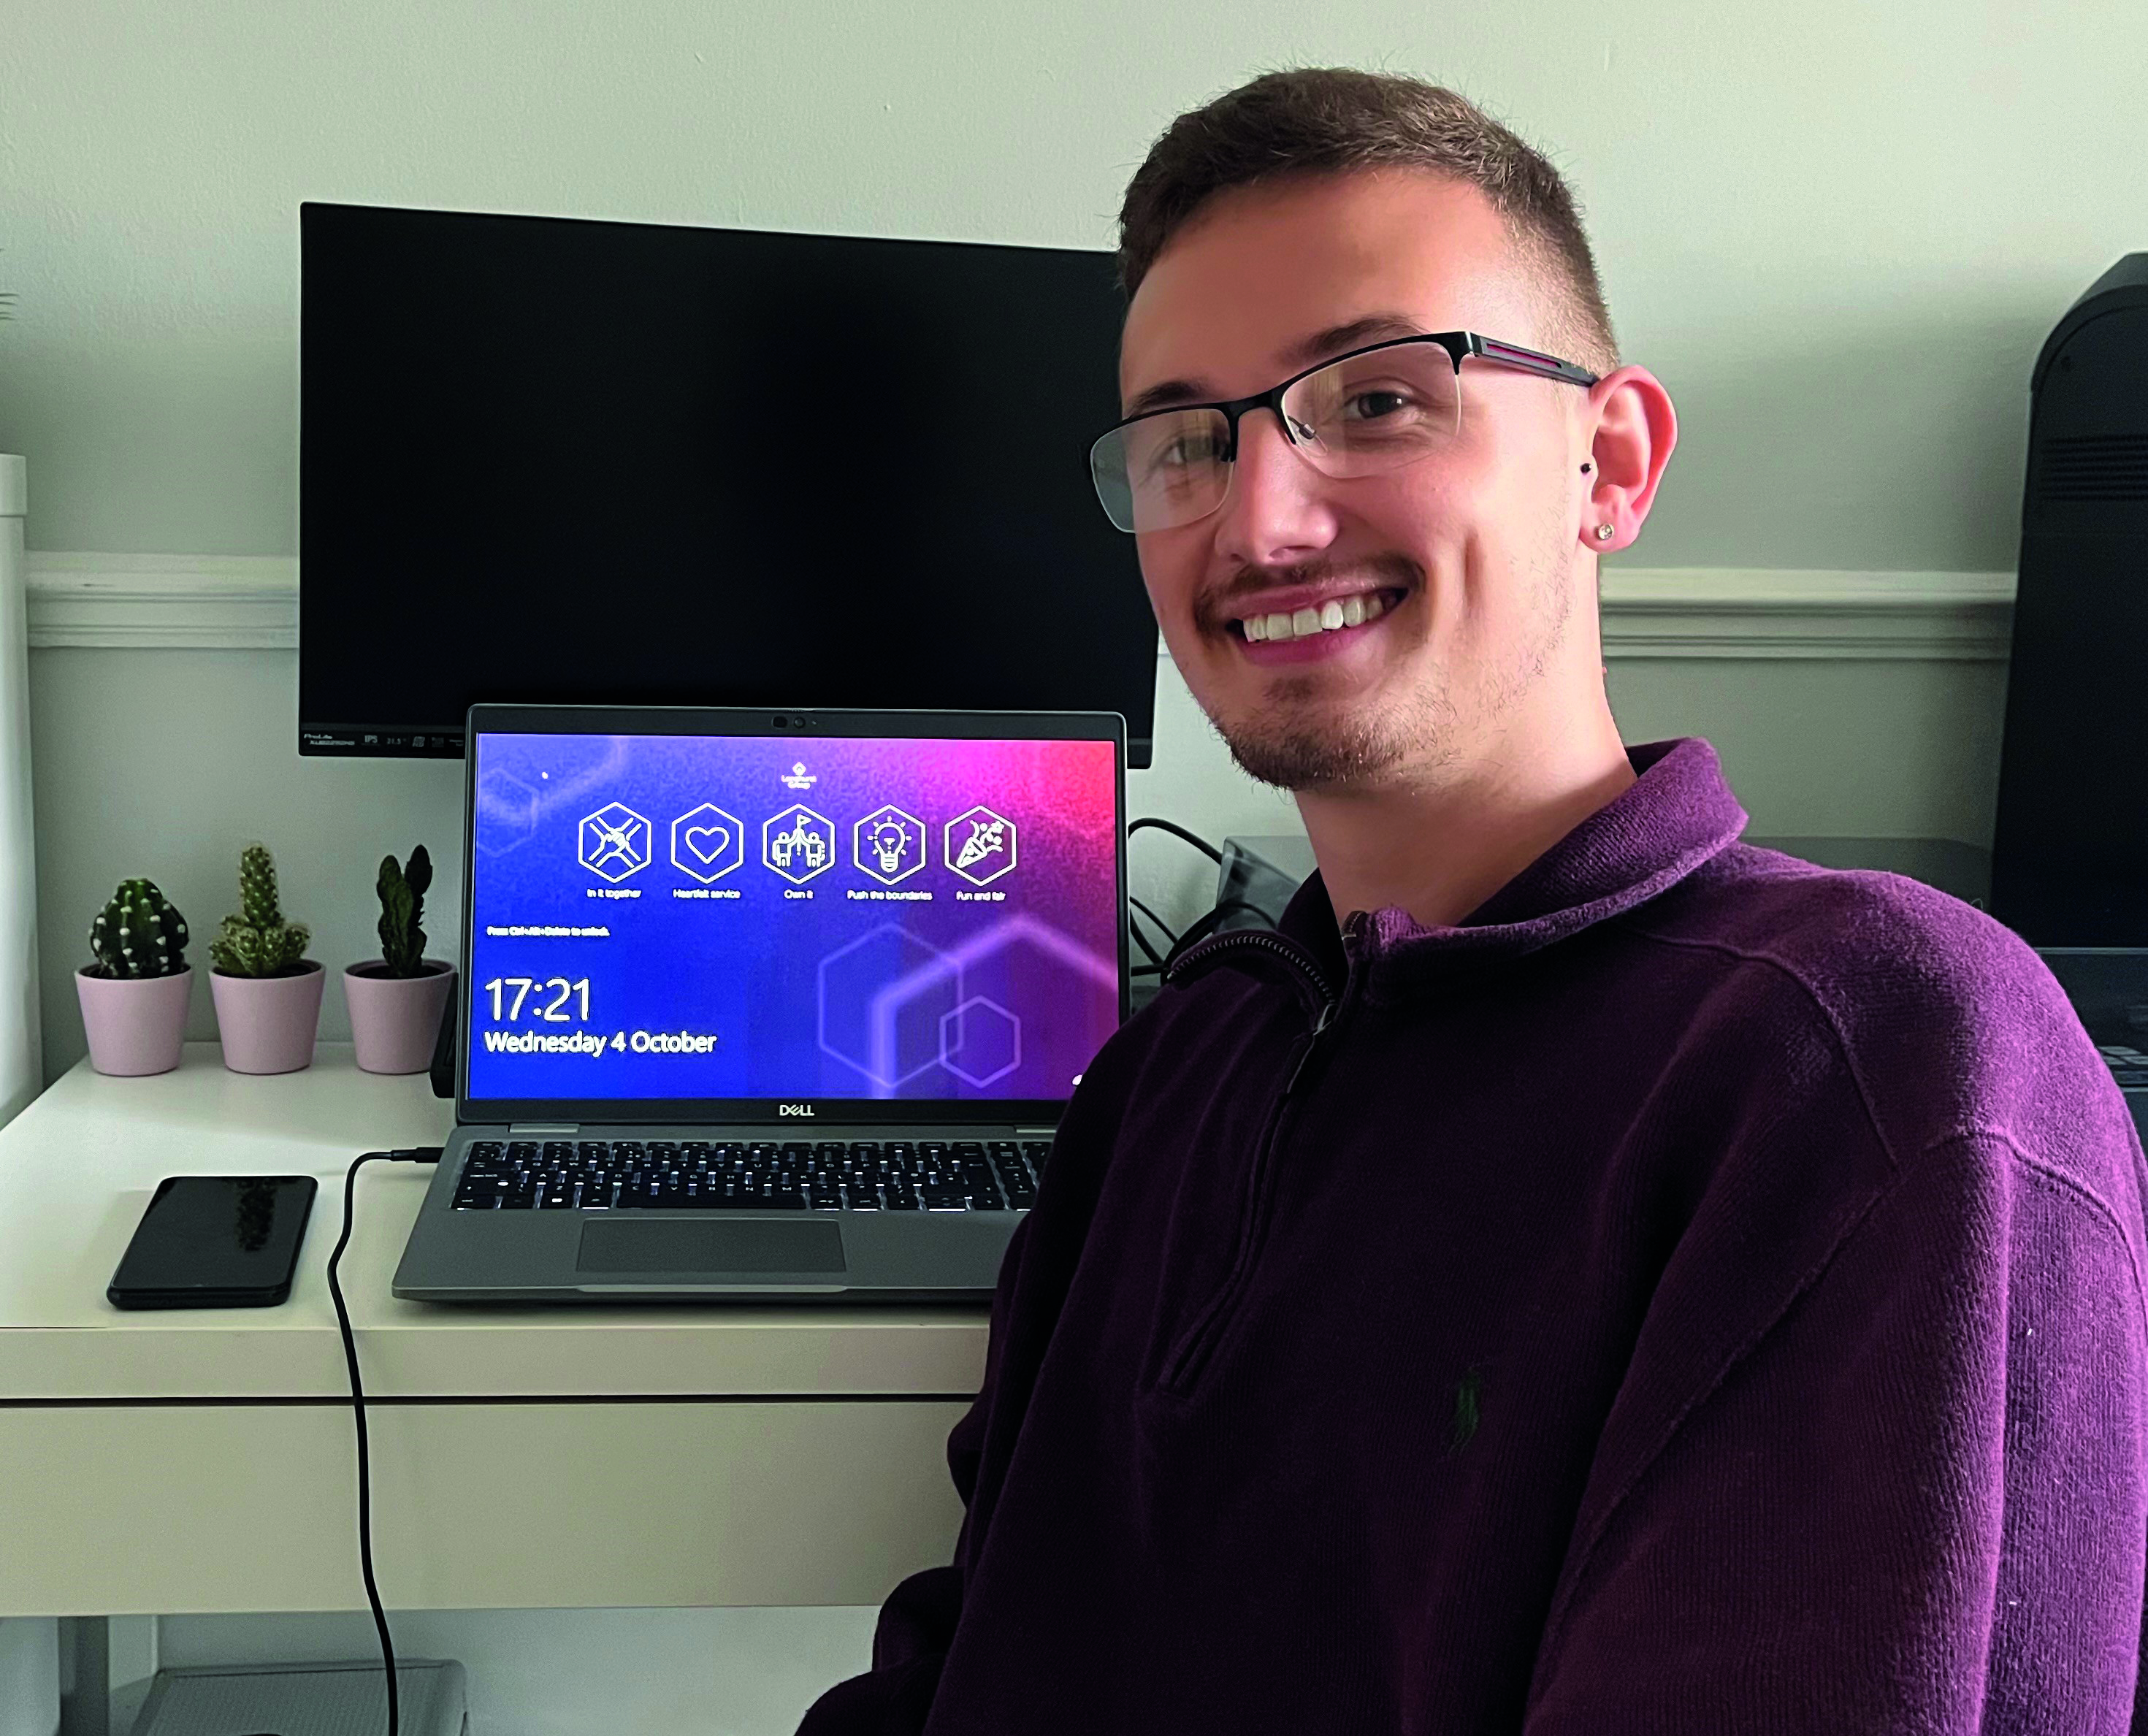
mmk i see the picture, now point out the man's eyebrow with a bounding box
[1120,313,1434,419]
[1122,375,1215,418]
[1282,313,1429,368]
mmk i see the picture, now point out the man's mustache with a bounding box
[1193,554,1422,632]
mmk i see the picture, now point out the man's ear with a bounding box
[1581,365,1677,553]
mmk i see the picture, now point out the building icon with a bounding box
[762,805,836,884]
[771,818,827,870]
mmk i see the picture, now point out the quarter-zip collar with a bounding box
[1274,738,1748,1000]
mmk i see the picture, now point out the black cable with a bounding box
[1127,820,1218,974]
[1128,895,1178,944]
[1161,896,1279,973]
[326,1145,440,1736]
[1125,819,1280,982]
[1125,895,1177,968]
[1127,816,1223,864]
[1131,898,1283,984]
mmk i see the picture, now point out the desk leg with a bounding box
[104,1622,152,1736]
[55,1618,154,1736]
[55,1618,102,1736]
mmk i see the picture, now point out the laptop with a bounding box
[391,703,1128,1301]
[2036,947,2148,1139]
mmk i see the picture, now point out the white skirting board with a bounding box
[18,553,2017,662]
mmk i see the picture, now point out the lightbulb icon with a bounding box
[853,806,926,885]
[870,820,909,876]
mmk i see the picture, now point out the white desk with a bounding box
[0,1044,982,1619]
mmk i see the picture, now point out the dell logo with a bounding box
[778,1103,815,1117]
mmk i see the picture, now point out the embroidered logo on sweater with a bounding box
[1448,1366,1485,1456]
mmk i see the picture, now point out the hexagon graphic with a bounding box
[578,802,651,882]
[818,924,960,1088]
[854,805,926,885]
[944,806,1017,886]
[475,769,540,857]
[762,805,835,883]
[941,995,1022,1088]
[670,803,744,882]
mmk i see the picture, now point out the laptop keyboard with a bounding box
[451,1139,1048,1213]
[2101,1044,2148,1087]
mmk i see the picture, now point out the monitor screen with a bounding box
[299,202,1159,765]
[463,724,1124,1114]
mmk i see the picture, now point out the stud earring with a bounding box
[1594,524,1615,541]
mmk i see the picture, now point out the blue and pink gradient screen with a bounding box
[465,731,1123,1103]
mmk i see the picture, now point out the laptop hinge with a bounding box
[1014,1126,1059,1137]
[508,1122,581,1136]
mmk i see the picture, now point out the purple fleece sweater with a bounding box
[798,737,2148,1734]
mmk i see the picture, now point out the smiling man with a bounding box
[799,69,2148,1735]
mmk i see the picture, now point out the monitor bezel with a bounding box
[457,701,1128,1126]
[297,200,1158,768]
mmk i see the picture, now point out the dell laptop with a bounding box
[392,703,1127,1301]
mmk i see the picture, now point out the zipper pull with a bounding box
[1284,998,1338,1098]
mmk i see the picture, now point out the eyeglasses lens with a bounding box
[1089,343,1464,534]
[1091,410,1232,534]
[1282,345,1461,477]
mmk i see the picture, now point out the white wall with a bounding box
[0,0,2122,1723]
[6,0,2125,1071]
[1,1,2141,565]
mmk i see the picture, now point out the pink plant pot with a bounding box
[344,960,456,1074]
[210,961,326,1074]
[75,965,194,1077]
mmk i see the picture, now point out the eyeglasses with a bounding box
[1088,331,1600,535]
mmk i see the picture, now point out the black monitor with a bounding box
[298,202,1158,765]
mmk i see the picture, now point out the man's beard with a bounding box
[1200,521,1577,795]
[1215,667,1458,791]
[1190,554,1437,792]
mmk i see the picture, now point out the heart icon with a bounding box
[686,825,725,864]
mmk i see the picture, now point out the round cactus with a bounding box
[88,878,190,979]
[208,843,312,976]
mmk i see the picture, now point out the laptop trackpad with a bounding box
[576,1219,846,1274]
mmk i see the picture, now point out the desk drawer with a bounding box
[0,1399,968,1615]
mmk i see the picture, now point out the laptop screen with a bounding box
[463,722,1124,1117]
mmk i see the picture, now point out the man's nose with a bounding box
[1209,408,1339,568]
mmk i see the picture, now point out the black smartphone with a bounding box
[107,1175,319,1309]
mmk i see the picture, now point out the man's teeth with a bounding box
[1241,592,1386,643]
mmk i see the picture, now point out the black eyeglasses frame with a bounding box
[1090,329,1602,518]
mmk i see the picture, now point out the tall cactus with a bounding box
[88,878,189,978]
[209,843,311,976]
[375,844,433,977]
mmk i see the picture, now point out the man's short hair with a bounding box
[1117,68,1618,376]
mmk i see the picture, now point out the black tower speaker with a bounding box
[1990,255,2148,944]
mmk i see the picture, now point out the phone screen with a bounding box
[108,1175,318,1309]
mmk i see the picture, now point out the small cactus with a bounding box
[88,878,189,979]
[208,843,311,976]
[375,844,434,978]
